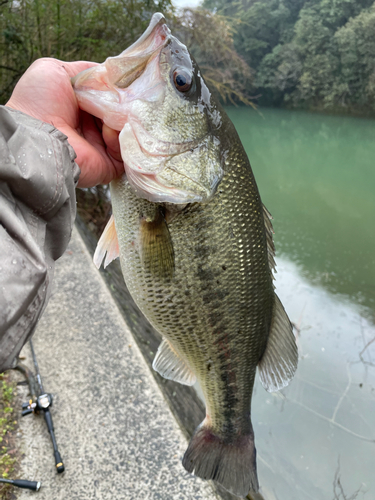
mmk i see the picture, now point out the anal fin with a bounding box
[153,338,196,386]
[258,294,298,392]
[93,214,120,269]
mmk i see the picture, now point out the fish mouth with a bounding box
[120,121,217,204]
[120,13,170,58]
[105,14,171,89]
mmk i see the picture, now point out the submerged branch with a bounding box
[333,459,362,499]
[359,336,375,360]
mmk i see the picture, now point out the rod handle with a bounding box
[4,479,41,491]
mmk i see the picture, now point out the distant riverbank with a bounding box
[204,0,375,116]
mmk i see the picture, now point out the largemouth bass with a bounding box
[72,13,298,498]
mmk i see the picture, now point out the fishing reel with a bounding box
[21,393,53,416]
[21,390,64,473]
[17,341,65,474]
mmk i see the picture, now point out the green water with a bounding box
[226,107,375,317]
[197,108,375,499]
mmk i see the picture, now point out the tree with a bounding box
[172,8,253,105]
[0,0,173,104]
[235,0,292,68]
[201,0,375,114]
[256,43,301,104]
[334,4,375,109]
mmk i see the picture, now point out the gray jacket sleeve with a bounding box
[0,106,80,372]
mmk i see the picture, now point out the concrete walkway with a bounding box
[15,226,216,500]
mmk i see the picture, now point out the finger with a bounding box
[58,120,124,187]
[79,112,124,186]
[81,113,124,180]
[102,124,122,162]
[57,122,107,186]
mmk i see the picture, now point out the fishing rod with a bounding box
[0,478,41,491]
[21,339,65,474]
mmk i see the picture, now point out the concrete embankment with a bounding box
[15,226,216,500]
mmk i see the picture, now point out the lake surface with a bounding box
[204,108,375,499]
[226,107,375,316]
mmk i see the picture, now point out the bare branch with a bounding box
[0,65,21,73]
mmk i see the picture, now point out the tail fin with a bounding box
[182,423,259,498]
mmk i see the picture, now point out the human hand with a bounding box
[6,58,124,187]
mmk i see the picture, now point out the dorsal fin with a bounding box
[93,214,120,269]
[263,204,276,281]
[153,338,196,386]
[258,294,298,392]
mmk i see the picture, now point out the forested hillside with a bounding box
[0,2,250,106]
[1,1,375,114]
[203,0,375,114]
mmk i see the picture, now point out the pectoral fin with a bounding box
[93,214,120,269]
[153,338,196,386]
[258,294,298,392]
[139,208,174,278]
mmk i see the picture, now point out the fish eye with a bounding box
[173,70,192,93]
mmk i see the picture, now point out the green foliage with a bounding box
[0,374,17,499]
[0,0,174,103]
[292,0,375,111]
[203,0,375,114]
[235,0,292,68]
[256,42,301,104]
[0,1,252,106]
[334,4,375,107]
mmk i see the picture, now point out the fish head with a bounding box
[72,13,224,204]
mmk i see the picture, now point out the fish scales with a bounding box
[73,12,298,498]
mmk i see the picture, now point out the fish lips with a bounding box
[117,13,170,59]
[105,14,171,90]
[120,121,223,204]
